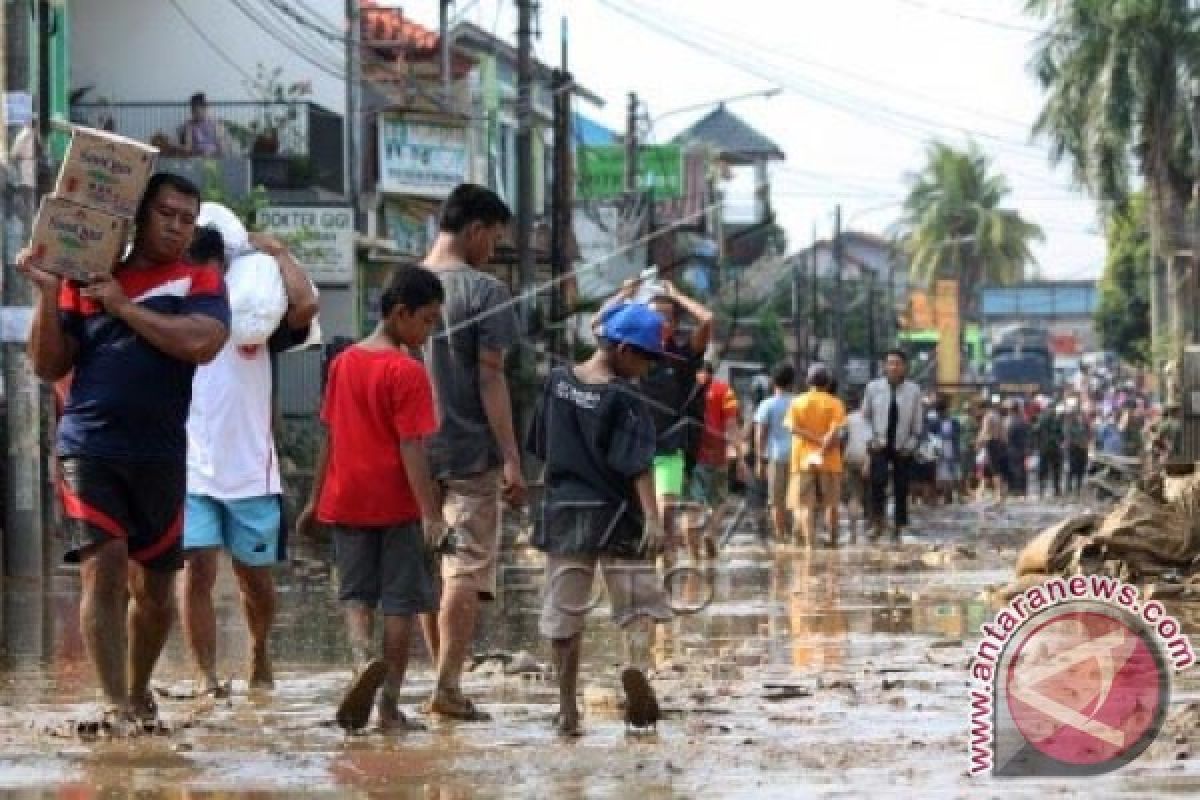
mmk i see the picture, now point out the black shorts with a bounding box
[984,441,1009,481]
[58,456,187,572]
[332,523,439,616]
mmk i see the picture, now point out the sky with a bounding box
[397,0,1106,281]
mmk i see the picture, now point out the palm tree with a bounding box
[1025,0,1200,364]
[897,140,1043,318]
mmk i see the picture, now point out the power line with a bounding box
[168,0,255,82]
[225,0,346,80]
[628,0,1036,135]
[619,0,1037,153]
[890,0,1048,36]
[257,0,346,66]
[599,0,1068,184]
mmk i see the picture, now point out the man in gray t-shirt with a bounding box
[426,267,518,479]
[421,184,525,722]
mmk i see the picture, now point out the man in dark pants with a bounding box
[1034,404,1065,498]
[861,350,924,539]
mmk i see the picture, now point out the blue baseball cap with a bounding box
[597,302,668,358]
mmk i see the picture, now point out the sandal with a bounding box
[621,667,661,731]
[426,688,492,722]
[336,659,388,731]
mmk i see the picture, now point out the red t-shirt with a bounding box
[696,379,739,466]
[317,346,438,526]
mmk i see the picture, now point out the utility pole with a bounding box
[808,223,817,373]
[866,269,877,379]
[439,0,453,108]
[549,19,572,354]
[3,1,46,578]
[345,0,361,228]
[832,204,844,387]
[624,92,638,193]
[791,255,802,373]
[515,0,535,328]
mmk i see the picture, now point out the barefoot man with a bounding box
[180,225,318,695]
[22,173,230,729]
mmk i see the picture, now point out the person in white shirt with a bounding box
[841,396,873,538]
[181,229,319,695]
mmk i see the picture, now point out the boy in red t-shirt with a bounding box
[297,265,446,731]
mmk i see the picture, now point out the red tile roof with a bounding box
[360,1,473,76]
[362,2,439,55]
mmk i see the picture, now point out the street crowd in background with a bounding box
[705,357,1184,551]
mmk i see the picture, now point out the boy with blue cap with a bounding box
[527,302,673,737]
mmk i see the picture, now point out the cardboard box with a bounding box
[54,126,157,218]
[30,197,128,282]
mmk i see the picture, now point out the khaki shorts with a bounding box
[540,553,673,640]
[441,468,501,600]
[766,460,790,509]
[787,470,843,511]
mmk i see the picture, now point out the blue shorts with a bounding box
[183,494,285,567]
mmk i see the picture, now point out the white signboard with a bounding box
[573,206,645,302]
[259,206,355,286]
[378,117,468,197]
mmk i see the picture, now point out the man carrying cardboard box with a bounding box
[19,172,230,733]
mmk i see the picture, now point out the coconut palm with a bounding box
[1025,0,1200,249]
[1025,0,1200,366]
[897,140,1043,317]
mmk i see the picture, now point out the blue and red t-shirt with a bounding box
[56,260,231,462]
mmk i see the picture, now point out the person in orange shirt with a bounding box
[785,364,847,547]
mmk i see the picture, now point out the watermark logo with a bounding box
[968,576,1194,777]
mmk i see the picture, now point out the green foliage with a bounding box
[896,140,1043,311]
[200,161,270,230]
[1025,0,1200,244]
[751,306,787,368]
[1095,193,1152,365]
[224,63,313,153]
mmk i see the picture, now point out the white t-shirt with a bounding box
[187,340,280,499]
[844,411,872,465]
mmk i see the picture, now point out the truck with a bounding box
[988,325,1055,396]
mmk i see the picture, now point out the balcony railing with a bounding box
[70,101,344,194]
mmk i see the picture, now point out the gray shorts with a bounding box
[539,553,673,640]
[332,523,438,616]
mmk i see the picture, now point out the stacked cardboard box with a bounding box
[29,127,157,282]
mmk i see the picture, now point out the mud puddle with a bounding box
[1,499,1199,797]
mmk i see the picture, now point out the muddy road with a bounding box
[1,499,1198,798]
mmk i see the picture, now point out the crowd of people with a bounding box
[722,360,1182,548]
[14,170,1183,743]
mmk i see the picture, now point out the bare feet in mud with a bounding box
[248,656,275,691]
[377,694,426,732]
[554,709,584,738]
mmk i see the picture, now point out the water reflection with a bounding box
[1,514,1199,796]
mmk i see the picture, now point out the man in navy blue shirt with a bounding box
[20,172,229,732]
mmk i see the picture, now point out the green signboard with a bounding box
[578,144,683,201]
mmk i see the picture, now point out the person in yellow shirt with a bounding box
[785,364,847,547]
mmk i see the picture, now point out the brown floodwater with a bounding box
[1,499,1199,798]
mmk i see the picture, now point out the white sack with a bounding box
[226,252,287,346]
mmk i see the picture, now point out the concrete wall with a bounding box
[69,0,346,113]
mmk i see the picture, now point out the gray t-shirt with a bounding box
[424,264,519,480]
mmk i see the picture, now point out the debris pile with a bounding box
[1001,473,1200,599]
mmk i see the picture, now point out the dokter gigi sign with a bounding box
[968,575,1194,777]
[258,206,354,286]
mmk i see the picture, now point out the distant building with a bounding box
[978,281,1099,356]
